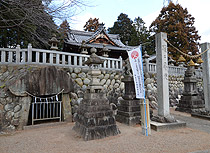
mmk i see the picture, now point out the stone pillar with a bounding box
[62,94,72,122]
[155,32,170,117]
[201,43,210,111]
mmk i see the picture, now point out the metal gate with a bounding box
[31,100,62,125]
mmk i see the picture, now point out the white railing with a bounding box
[168,65,186,76]
[148,63,202,78]
[0,44,123,71]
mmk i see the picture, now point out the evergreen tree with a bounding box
[58,20,70,49]
[150,2,201,61]
[133,17,153,54]
[108,13,138,46]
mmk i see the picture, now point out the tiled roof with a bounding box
[65,28,135,51]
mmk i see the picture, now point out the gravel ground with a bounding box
[1,109,210,153]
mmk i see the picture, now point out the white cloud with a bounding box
[70,13,96,30]
[143,10,160,29]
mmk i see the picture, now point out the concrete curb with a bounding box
[151,120,186,132]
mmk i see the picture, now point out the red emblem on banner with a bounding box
[131,51,139,59]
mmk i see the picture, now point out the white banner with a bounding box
[127,47,145,99]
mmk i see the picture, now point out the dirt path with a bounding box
[1,118,210,153]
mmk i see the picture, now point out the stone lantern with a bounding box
[80,40,88,54]
[49,34,59,50]
[116,58,141,125]
[99,44,110,57]
[176,58,205,113]
[143,51,150,73]
[73,47,120,141]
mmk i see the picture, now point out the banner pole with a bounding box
[140,46,148,136]
[127,45,151,136]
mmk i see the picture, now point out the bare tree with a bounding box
[0,0,88,48]
[84,18,99,32]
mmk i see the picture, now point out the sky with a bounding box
[68,0,210,43]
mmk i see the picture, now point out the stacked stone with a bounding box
[116,58,141,126]
[0,65,32,132]
[168,75,184,107]
[73,92,120,140]
[73,48,120,141]
[0,94,31,132]
[143,71,202,109]
[67,67,125,117]
[144,73,158,110]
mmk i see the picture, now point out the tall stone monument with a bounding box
[116,59,141,125]
[73,48,120,141]
[201,43,210,111]
[156,32,170,117]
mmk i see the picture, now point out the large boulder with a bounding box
[9,66,74,96]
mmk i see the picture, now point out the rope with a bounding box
[164,39,210,59]
[25,89,64,100]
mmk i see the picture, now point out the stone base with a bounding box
[151,120,186,131]
[73,93,120,141]
[73,122,120,141]
[116,114,140,126]
[116,99,141,126]
[176,95,204,113]
[191,113,210,120]
[175,107,204,113]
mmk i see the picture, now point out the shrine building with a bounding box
[63,24,135,59]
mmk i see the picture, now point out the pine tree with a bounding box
[150,2,201,61]
[108,13,138,46]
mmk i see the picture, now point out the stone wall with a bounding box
[0,65,74,132]
[0,65,125,132]
[64,67,125,119]
[144,72,203,109]
[0,65,32,132]
[0,64,204,132]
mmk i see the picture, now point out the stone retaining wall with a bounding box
[144,72,203,109]
[0,65,204,132]
[64,67,125,119]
